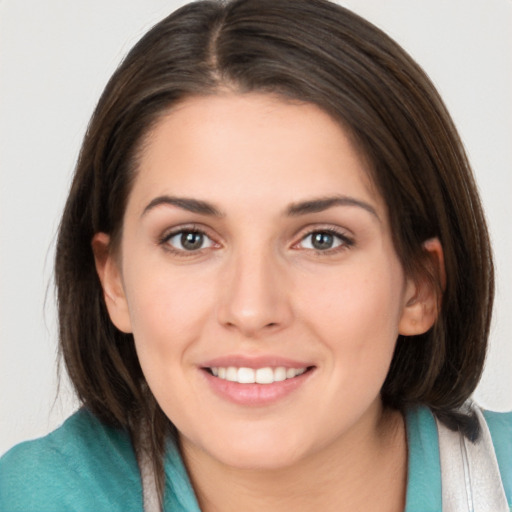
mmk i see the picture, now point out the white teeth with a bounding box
[274,367,287,382]
[255,367,274,384]
[209,366,308,384]
[286,368,296,379]
[237,367,256,383]
[226,367,238,382]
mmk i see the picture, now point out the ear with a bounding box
[398,238,445,336]
[91,232,133,333]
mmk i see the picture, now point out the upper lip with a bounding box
[201,355,314,369]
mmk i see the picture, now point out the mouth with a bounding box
[200,357,316,405]
[204,365,313,384]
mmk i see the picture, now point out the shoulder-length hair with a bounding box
[55,0,493,497]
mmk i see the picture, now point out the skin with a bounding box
[93,93,441,511]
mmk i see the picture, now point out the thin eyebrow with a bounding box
[141,196,224,218]
[286,195,380,221]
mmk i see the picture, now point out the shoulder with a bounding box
[404,406,512,511]
[483,409,512,505]
[0,409,143,512]
[404,406,442,512]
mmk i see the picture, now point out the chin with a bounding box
[216,447,302,472]
[194,428,307,471]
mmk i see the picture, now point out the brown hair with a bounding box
[55,0,494,498]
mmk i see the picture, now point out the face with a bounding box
[96,93,435,471]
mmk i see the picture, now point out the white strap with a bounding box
[137,421,162,512]
[139,446,162,512]
[436,405,508,512]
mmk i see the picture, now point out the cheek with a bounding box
[299,257,405,368]
[122,258,216,361]
[121,262,219,421]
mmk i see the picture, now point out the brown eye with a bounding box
[181,232,204,250]
[297,230,353,252]
[165,230,214,251]
[311,232,336,250]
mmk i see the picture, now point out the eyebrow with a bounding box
[141,194,379,221]
[286,195,380,220]
[141,196,224,217]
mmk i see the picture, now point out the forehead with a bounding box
[129,93,383,216]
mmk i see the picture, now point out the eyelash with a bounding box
[158,226,354,257]
[158,225,218,257]
[294,227,355,254]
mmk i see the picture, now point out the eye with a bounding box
[298,230,352,251]
[163,229,216,252]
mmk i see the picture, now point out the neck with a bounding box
[180,404,408,512]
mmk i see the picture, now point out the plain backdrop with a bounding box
[1,0,511,456]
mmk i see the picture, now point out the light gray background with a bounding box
[1,0,511,456]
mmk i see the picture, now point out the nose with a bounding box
[216,247,293,337]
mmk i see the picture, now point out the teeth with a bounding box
[238,367,255,384]
[226,367,238,382]
[274,367,287,382]
[209,366,307,384]
[255,367,273,384]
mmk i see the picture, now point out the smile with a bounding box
[203,364,314,406]
[209,366,307,384]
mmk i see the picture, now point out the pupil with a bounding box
[181,232,203,250]
[312,232,333,250]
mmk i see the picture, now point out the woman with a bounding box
[1,1,510,511]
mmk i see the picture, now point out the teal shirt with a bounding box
[1,407,511,511]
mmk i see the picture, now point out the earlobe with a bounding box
[398,238,445,336]
[91,233,133,333]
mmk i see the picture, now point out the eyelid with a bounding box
[158,224,222,255]
[291,225,355,252]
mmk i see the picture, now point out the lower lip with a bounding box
[202,369,314,406]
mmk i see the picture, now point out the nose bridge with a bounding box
[217,241,291,336]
